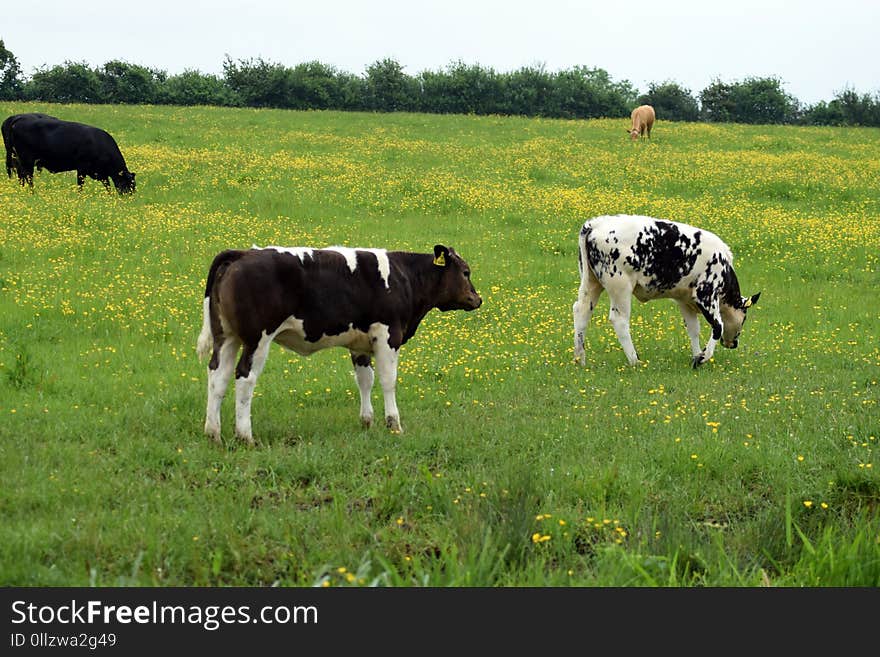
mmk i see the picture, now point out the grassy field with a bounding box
[0,102,877,586]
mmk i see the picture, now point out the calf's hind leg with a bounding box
[205,337,240,443]
[572,268,604,365]
[233,334,274,445]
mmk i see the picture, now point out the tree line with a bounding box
[1,40,878,127]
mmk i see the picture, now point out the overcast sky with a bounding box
[3,0,878,105]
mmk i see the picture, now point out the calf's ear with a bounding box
[433,244,449,267]
[743,292,761,308]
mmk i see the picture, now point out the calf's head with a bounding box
[432,244,482,311]
[720,292,761,349]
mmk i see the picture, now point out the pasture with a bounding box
[0,102,877,586]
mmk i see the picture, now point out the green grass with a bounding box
[0,102,877,586]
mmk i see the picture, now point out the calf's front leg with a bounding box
[607,287,639,365]
[677,301,704,363]
[350,351,374,428]
[693,297,723,368]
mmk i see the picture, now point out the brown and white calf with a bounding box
[196,244,481,444]
[573,215,760,368]
[629,104,655,140]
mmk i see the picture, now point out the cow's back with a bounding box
[3,113,55,139]
[1,115,13,144]
[4,112,57,156]
[631,105,653,123]
[215,248,411,347]
[582,214,730,295]
[11,117,126,172]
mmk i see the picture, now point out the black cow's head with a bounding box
[433,244,482,312]
[113,170,136,194]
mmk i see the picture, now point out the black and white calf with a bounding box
[573,215,760,368]
[196,244,482,444]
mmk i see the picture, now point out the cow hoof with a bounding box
[235,432,256,447]
[386,416,402,433]
[205,423,222,444]
[692,355,707,368]
[361,415,373,428]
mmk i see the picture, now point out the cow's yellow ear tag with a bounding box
[433,253,446,266]
[743,298,752,308]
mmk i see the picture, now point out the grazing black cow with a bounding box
[573,214,760,368]
[2,113,57,178]
[196,244,482,444]
[4,114,136,193]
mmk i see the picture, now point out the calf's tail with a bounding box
[577,222,592,280]
[196,249,247,361]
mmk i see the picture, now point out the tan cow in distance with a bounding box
[629,104,655,140]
